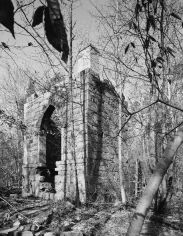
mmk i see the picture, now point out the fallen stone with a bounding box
[21,231,34,236]
[39,183,52,192]
[49,193,55,201]
[65,201,75,210]
[0,225,19,235]
[44,232,56,236]
[17,226,24,232]
[13,221,21,227]
[34,229,47,236]
[60,232,83,236]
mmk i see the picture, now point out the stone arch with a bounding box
[35,91,62,130]
[35,102,51,131]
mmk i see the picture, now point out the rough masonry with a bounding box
[22,45,127,203]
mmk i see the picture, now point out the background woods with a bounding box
[1,0,183,235]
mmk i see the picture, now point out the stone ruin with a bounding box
[22,45,127,203]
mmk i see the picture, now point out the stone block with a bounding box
[35,187,40,197]
[60,231,83,236]
[55,188,63,194]
[49,193,55,200]
[55,167,65,172]
[55,192,64,201]
[44,192,50,200]
[56,161,64,166]
[39,191,43,198]
[55,183,64,192]
[44,232,57,236]
[40,182,52,191]
[55,178,63,186]
[21,231,34,236]
[55,182,63,188]
[42,192,46,199]
[57,171,65,175]
[55,175,63,183]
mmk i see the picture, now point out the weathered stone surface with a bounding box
[49,193,55,200]
[21,231,34,236]
[23,46,126,203]
[60,231,83,236]
[55,192,64,201]
[40,182,52,191]
[44,232,56,236]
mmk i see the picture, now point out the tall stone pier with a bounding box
[22,45,126,203]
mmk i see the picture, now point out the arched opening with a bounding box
[37,105,61,192]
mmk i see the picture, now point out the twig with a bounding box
[0,196,39,227]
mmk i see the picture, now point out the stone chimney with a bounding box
[77,44,100,74]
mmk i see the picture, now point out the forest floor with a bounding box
[0,195,183,236]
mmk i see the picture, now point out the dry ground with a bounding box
[0,196,183,235]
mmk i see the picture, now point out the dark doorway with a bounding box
[38,105,61,192]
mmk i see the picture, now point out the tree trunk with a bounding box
[63,100,68,200]
[69,0,80,206]
[135,159,138,199]
[126,128,183,236]
[118,92,127,204]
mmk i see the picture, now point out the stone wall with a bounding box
[86,72,120,201]
[22,92,51,196]
[22,68,126,203]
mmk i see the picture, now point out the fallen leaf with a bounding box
[0,0,14,37]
